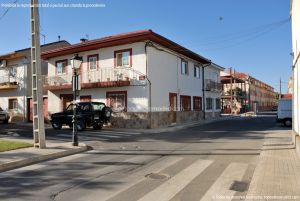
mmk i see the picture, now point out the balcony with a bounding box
[205,79,222,92]
[0,76,18,90]
[43,67,147,90]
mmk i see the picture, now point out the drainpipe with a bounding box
[145,41,152,128]
[201,62,212,120]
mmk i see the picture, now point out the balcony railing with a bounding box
[0,76,18,90]
[205,79,222,92]
[43,67,147,89]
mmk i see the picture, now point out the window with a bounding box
[88,55,98,71]
[180,95,191,111]
[181,60,188,75]
[206,98,213,110]
[215,98,221,110]
[194,65,200,78]
[114,49,132,67]
[56,60,68,74]
[107,91,127,112]
[193,96,202,111]
[8,99,18,110]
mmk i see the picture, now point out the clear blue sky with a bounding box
[0,0,292,92]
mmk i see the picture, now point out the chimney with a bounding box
[58,35,61,41]
[80,38,88,43]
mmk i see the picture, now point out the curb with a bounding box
[0,144,88,173]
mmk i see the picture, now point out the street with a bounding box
[0,114,291,201]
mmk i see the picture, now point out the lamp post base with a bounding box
[72,142,79,146]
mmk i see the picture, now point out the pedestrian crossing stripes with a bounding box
[0,153,251,201]
[137,159,213,201]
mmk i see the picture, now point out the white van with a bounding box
[277,99,292,127]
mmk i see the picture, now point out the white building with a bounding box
[42,30,224,128]
[0,41,70,122]
[291,0,300,138]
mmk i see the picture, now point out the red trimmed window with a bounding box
[193,96,202,111]
[181,59,188,75]
[87,55,98,71]
[114,49,132,67]
[194,65,200,78]
[106,91,127,112]
[180,95,191,111]
[56,60,68,75]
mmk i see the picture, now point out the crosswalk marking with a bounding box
[200,162,248,201]
[137,159,213,201]
[74,156,183,201]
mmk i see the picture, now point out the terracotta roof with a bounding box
[41,29,211,64]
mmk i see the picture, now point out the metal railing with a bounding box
[43,67,147,86]
[0,76,17,84]
[205,79,222,92]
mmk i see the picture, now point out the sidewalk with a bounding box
[0,138,88,173]
[246,130,300,201]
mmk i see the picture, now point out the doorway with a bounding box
[169,93,177,123]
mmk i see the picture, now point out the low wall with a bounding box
[110,111,208,129]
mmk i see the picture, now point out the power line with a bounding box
[0,0,19,21]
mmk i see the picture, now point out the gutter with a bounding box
[145,41,152,128]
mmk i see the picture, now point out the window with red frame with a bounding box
[193,96,202,111]
[56,60,68,74]
[115,49,131,67]
[88,55,98,71]
[180,95,191,111]
[107,91,127,112]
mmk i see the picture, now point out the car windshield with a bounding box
[92,103,105,111]
[66,104,74,111]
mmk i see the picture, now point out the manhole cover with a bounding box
[229,181,249,192]
[145,173,169,180]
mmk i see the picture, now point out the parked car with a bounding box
[50,102,112,131]
[276,99,292,127]
[0,107,10,124]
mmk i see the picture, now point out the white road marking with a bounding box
[74,156,183,201]
[200,162,248,201]
[137,159,213,201]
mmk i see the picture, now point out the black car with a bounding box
[50,102,112,131]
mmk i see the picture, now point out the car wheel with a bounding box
[93,122,103,130]
[284,119,292,127]
[76,120,86,131]
[52,119,62,130]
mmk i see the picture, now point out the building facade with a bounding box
[0,41,70,122]
[221,69,276,114]
[291,0,300,137]
[41,30,224,128]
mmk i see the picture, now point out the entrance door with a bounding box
[60,94,73,111]
[169,93,177,123]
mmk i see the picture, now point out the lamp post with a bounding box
[71,54,83,146]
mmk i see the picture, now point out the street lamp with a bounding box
[71,54,83,146]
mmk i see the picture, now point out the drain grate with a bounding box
[145,173,169,180]
[229,181,249,192]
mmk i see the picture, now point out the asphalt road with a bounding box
[0,114,291,201]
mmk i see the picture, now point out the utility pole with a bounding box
[279,77,282,99]
[30,0,46,148]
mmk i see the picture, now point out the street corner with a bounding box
[0,141,89,173]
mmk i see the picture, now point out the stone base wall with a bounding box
[110,111,207,129]
[205,111,221,119]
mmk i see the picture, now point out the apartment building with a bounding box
[221,69,276,114]
[291,0,300,137]
[41,30,224,128]
[0,41,70,122]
